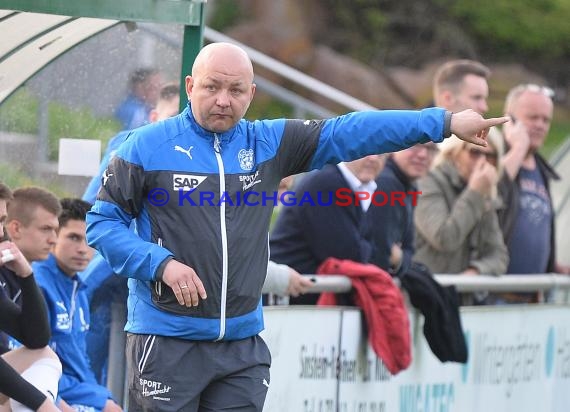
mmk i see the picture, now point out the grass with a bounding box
[0,87,120,195]
[0,88,121,161]
[0,163,71,197]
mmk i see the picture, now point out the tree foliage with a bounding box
[315,0,388,63]
[438,0,570,57]
[316,0,570,80]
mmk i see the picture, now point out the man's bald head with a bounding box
[185,42,256,133]
[192,42,254,83]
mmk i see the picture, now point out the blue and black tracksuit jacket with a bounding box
[86,103,450,341]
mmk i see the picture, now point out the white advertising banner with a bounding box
[58,138,101,176]
[262,307,341,412]
[261,305,570,412]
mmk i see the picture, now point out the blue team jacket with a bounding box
[86,103,449,342]
[83,130,130,205]
[34,254,113,411]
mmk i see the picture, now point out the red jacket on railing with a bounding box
[317,258,411,375]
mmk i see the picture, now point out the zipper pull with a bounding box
[214,134,221,153]
[156,237,163,296]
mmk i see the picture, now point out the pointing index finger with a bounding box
[484,116,510,127]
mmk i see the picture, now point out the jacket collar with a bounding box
[534,152,560,181]
[438,159,466,191]
[385,157,417,190]
[45,253,83,284]
[503,136,560,181]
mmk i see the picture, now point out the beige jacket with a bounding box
[413,160,508,275]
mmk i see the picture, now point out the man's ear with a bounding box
[185,75,194,100]
[250,83,256,103]
[149,109,158,123]
[440,90,454,109]
[5,220,20,240]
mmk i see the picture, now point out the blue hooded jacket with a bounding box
[34,254,113,411]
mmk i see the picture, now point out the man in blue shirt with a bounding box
[114,68,163,130]
[34,199,122,412]
[85,83,180,204]
[499,84,570,279]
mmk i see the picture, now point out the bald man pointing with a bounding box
[86,42,507,411]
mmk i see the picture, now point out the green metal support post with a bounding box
[179,9,205,111]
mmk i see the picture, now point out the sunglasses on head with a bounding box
[517,84,555,98]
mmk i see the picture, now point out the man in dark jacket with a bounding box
[35,198,121,411]
[270,155,386,304]
[367,144,438,277]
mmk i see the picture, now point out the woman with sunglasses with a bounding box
[412,130,508,301]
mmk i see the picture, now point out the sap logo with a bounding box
[173,174,207,192]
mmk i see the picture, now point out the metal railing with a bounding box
[305,273,570,293]
[435,273,570,293]
[203,27,377,113]
[304,273,570,302]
